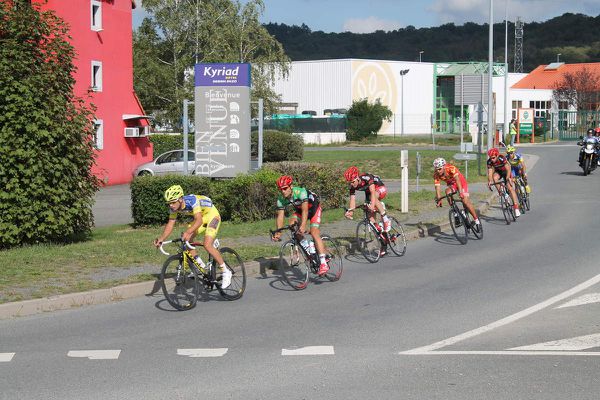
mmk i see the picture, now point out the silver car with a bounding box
[133,149,195,176]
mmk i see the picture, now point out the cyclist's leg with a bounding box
[445,185,456,206]
[307,207,329,275]
[457,176,478,221]
[202,212,223,265]
[373,186,391,230]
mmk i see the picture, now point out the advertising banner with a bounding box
[194,63,251,177]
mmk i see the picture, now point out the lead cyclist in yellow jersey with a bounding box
[153,185,231,288]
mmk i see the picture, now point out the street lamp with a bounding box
[419,51,424,62]
[399,69,410,136]
[557,53,562,62]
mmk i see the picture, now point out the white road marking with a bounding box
[282,346,335,356]
[509,333,600,351]
[556,293,600,309]
[0,353,15,362]
[177,348,228,358]
[400,272,600,355]
[416,350,600,356]
[67,350,121,360]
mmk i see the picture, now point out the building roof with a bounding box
[512,62,600,89]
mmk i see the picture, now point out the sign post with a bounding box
[194,63,251,177]
[401,150,408,213]
[517,108,534,144]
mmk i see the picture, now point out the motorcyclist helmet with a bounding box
[587,128,594,137]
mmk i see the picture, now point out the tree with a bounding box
[0,1,100,248]
[134,0,290,127]
[553,66,600,111]
[346,98,393,141]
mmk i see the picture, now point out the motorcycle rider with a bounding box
[578,129,600,166]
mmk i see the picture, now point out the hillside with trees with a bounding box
[265,13,600,71]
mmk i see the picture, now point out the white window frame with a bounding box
[93,119,104,149]
[91,61,102,92]
[91,0,102,31]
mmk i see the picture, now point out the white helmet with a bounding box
[433,158,446,169]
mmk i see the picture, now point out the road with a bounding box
[4,144,600,400]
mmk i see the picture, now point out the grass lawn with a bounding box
[303,149,488,182]
[305,134,473,147]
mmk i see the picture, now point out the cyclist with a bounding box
[271,175,329,276]
[486,148,521,218]
[505,145,531,193]
[153,185,231,289]
[432,158,480,227]
[343,166,391,233]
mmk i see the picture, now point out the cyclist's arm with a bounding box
[346,194,356,218]
[519,159,527,175]
[505,161,513,180]
[434,183,442,205]
[275,209,285,229]
[368,183,377,209]
[487,166,494,184]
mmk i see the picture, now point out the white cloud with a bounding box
[343,16,402,33]
[429,0,600,25]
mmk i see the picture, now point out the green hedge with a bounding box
[251,130,304,162]
[130,162,346,226]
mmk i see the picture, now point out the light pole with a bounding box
[399,69,410,135]
[419,50,424,62]
[557,53,561,62]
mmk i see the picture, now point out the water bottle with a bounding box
[194,256,207,273]
[300,238,310,253]
[377,222,384,232]
[308,240,316,255]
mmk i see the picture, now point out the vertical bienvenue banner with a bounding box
[194,63,251,177]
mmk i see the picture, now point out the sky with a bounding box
[133,0,600,33]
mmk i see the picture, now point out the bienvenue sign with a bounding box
[194,63,251,177]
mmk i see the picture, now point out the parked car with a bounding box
[133,149,195,177]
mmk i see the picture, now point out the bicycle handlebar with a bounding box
[158,238,201,256]
[269,223,299,237]
[488,181,506,191]
[435,191,459,202]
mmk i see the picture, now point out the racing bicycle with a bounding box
[270,224,343,290]
[489,181,517,224]
[158,238,246,310]
[436,191,483,244]
[346,203,407,263]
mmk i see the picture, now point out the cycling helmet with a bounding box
[506,145,516,154]
[344,166,360,182]
[164,185,184,203]
[276,175,293,189]
[432,158,446,169]
[487,148,500,158]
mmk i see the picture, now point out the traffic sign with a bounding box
[453,153,477,161]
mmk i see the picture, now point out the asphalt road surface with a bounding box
[4,144,600,400]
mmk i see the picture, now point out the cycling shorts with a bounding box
[511,165,523,176]
[193,208,221,238]
[365,185,388,203]
[448,174,469,196]
[291,205,322,228]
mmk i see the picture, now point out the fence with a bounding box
[556,110,600,140]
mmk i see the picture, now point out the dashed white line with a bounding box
[556,293,600,309]
[0,353,15,362]
[400,272,600,355]
[282,346,334,356]
[177,348,228,358]
[67,350,121,360]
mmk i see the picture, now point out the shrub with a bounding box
[346,98,393,141]
[252,130,303,162]
[148,134,194,157]
[0,4,100,248]
[130,162,346,226]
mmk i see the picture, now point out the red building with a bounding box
[37,0,152,185]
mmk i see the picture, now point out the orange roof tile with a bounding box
[512,63,600,90]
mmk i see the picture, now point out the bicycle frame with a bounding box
[348,203,389,247]
[160,239,218,287]
[271,224,319,272]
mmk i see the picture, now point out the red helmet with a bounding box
[487,148,500,158]
[344,166,360,182]
[276,175,293,189]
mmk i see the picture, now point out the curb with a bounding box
[0,193,497,320]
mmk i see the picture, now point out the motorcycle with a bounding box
[577,136,599,176]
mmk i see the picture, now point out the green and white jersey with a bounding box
[276,186,319,216]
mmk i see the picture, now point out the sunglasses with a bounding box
[279,186,290,191]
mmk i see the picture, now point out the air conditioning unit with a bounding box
[124,127,139,137]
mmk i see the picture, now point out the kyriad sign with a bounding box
[194,63,251,177]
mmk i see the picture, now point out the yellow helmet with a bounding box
[506,145,516,154]
[164,185,184,203]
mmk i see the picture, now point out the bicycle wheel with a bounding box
[356,220,381,263]
[386,216,407,256]
[448,208,468,244]
[515,183,526,214]
[216,247,246,300]
[160,254,200,311]
[463,208,483,239]
[499,195,511,224]
[321,236,343,282]
[523,189,531,211]
[278,240,310,290]
[506,194,517,222]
